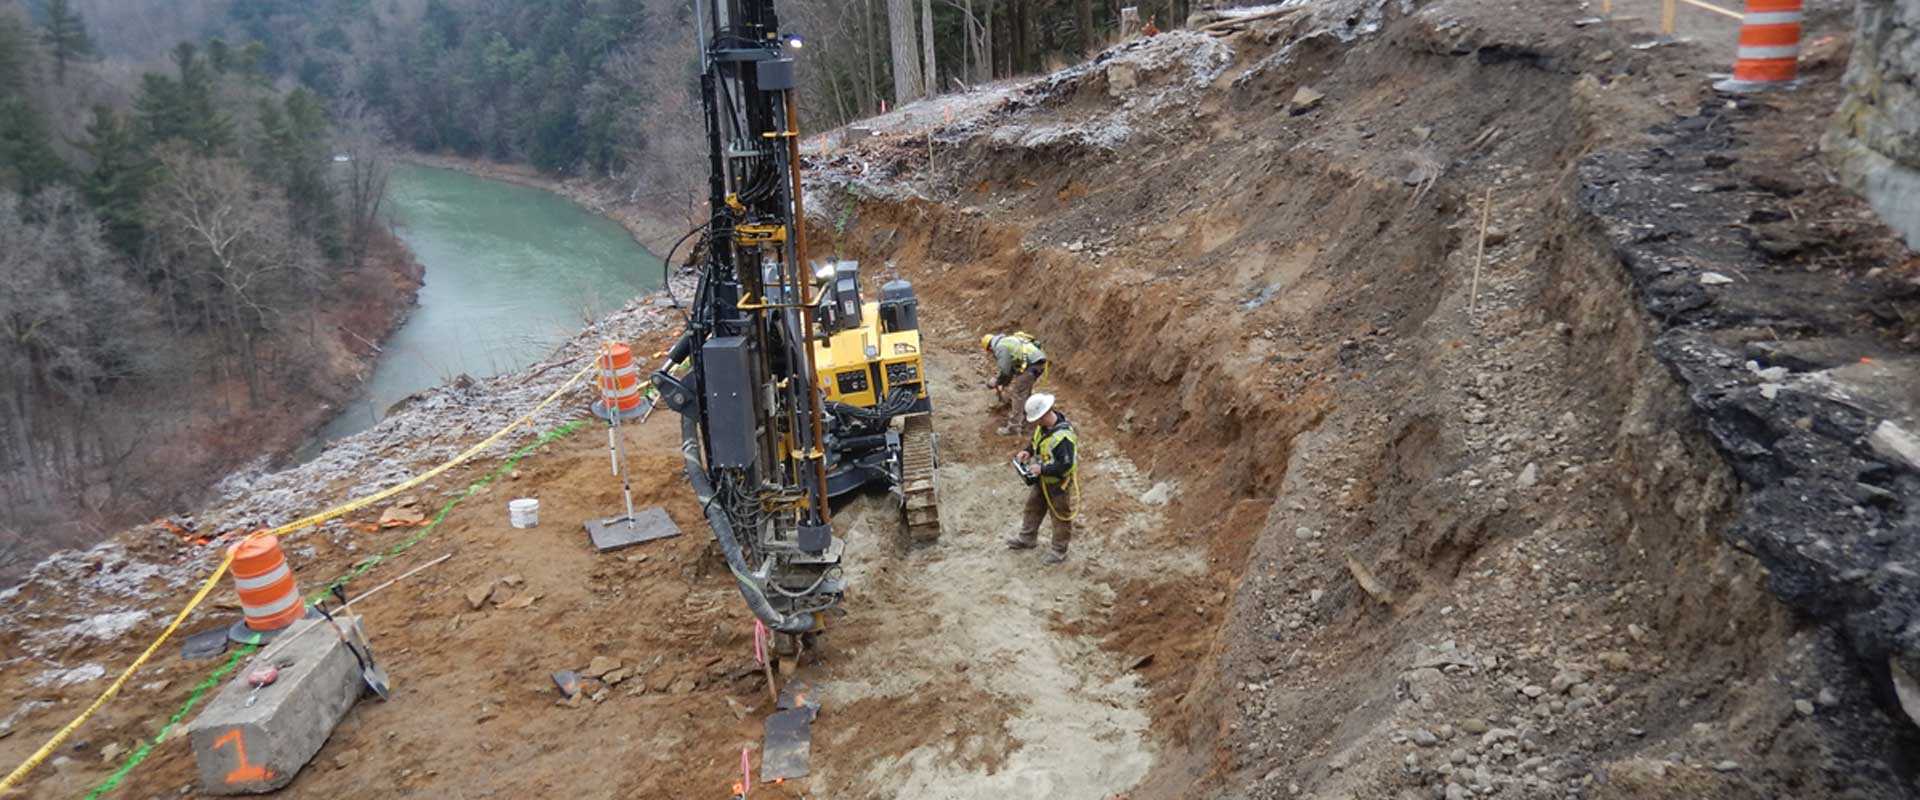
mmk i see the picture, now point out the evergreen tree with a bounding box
[208,38,232,74]
[39,0,93,85]
[0,12,29,99]
[137,44,232,156]
[257,89,342,260]
[0,97,68,196]
[79,106,156,255]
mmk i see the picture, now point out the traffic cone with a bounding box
[1715,0,1803,92]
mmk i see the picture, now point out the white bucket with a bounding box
[508,498,540,529]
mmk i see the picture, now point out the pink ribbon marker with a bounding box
[741,747,753,795]
[753,619,768,666]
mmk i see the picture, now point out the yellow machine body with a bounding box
[812,302,928,407]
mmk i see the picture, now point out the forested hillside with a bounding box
[0,0,415,578]
[53,0,1198,194]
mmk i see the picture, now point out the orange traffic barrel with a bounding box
[592,342,647,421]
[1715,0,1802,92]
[226,535,310,643]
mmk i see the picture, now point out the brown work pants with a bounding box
[1016,480,1074,554]
[1004,364,1044,431]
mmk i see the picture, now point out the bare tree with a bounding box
[0,188,155,516]
[335,106,393,270]
[147,147,316,407]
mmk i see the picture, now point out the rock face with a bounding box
[1825,0,1920,249]
[1585,94,1920,730]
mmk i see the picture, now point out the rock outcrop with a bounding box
[1825,0,1920,249]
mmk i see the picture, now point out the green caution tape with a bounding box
[85,420,586,798]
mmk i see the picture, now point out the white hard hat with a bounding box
[1024,393,1056,422]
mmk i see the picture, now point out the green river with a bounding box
[313,164,663,444]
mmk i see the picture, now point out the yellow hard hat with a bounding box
[980,334,996,351]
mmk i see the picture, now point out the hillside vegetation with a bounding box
[0,1,414,578]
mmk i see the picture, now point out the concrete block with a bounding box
[186,616,370,795]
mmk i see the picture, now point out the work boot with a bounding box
[1004,534,1038,550]
[1042,549,1068,565]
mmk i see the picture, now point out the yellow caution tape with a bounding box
[0,362,596,793]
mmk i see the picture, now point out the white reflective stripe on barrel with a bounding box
[597,364,639,377]
[1742,11,1802,24]
[242,590,301,619]
[232,562,291,591]
[601,383,642,398]
[1737,45,1800,59]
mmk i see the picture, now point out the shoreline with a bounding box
[398,153,695,257]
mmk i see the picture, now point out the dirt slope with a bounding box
[807,0,1919,796]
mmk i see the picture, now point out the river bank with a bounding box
[400,153,696,257]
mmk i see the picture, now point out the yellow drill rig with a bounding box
[647,0,939,660]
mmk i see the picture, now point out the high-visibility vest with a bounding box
[997,335,1046,371]
[1030,421,1078,485]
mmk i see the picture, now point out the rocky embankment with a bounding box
[1826,0,1920,250]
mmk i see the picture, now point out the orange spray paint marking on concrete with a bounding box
[214,730,272,784]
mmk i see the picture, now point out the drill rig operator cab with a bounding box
[810,262,934,498]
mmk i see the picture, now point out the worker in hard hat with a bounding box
[1008,393,1078,564]
[980,332,1048,435]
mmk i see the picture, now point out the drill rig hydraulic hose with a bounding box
[677,412,817,635]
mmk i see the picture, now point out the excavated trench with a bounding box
[808,3,1920,796]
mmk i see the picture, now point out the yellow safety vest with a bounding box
[1030,422,1078,485]
[998,335,1046,371]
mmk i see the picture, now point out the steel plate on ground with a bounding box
[761,706,814,782]
[586,506,681,553]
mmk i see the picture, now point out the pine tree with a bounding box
[0,98,68,195]
[265,89,343,260]
[0,11,29,99]
[39,0,93,85]
[137,44,232,156]
[80,106,156,255]
[208,38,231,74]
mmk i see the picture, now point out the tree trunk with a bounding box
[1010,0,1026,75]
[920,0,938,97]
[1077,0,1095,56]
[887,0,923,104]
[863,0,880,115]
[984,0,997,80]
[962,0,974,84]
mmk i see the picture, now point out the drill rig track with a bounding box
[898,413,941,545]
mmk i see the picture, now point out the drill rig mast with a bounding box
[651,0,843,642]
